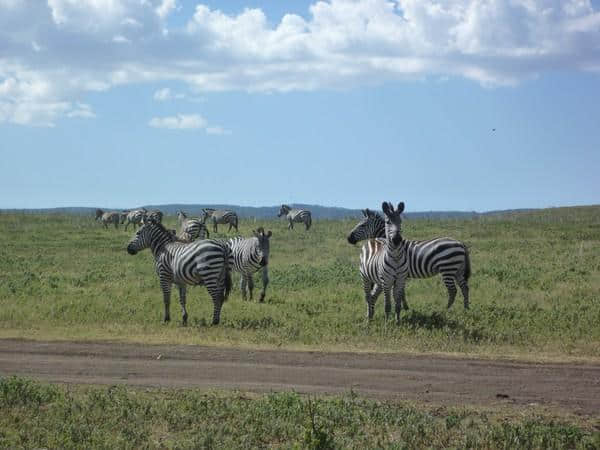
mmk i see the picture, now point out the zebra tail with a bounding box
[307,214,312,230]
[463,245,471,281]
[221,243,232,302]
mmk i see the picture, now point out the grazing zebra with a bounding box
[177,210,210,241]
[277,205,312,230]
[100,211,120,229]
[94,209,104,221]
[348,208,471,310]
[228,227,272,302]
[126,221,232,325]
[122,209,146,231]
[202,208,238,233]
[359,202,409,323]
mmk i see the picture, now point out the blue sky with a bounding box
[1,0,599,212]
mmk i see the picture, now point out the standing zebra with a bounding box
[202,208,238,233]
[100,211,120,229]
[228,227,272,302]
[277,205,312,230]
[177,210,210,241]
[348,208,471,310]
[94,209,104,221]
[126,221,232,325]
[359,202,409,323]
[122,209,146,231]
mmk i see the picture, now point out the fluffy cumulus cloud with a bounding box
[1,0,599,125]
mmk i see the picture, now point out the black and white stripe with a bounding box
[227,227,272,302]
[203,208,238,233]
[126,221,232,325]
[277,205,312,230]
[100,211,120,229]
[177,210,209,241]
[94,209,104,221]
[348,208,471,310]
[122,209,146,231]
[359,202,409,323]
[145,209,163,224]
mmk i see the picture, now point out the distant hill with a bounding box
[1,204,595,220]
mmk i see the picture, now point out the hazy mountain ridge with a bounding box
[0,204,574,220]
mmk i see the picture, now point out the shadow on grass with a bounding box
[400,310,486,343]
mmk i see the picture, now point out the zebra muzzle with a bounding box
[127,246,138,255]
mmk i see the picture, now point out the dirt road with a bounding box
[1,339,598,415]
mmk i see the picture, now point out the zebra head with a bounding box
[252,227,272,267]
[95,209,104,221]
[201,208,215,223]
[347,208,385,244]
[176,210,187,225]
[277,205,290,217]
[127,222,174,255]
[120,211,129,224]
[382,201,404,247]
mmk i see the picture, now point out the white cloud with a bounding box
[149,114,206,130]
[153,87,185,101]
[148,113,229,134]
[1,0,599,126]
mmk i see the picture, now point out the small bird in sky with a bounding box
[492,128,496,132]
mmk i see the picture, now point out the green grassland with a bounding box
[0,206,599,360]
[1,377,598,449]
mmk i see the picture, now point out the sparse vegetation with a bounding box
[0,206,599,360]
[0,377,598,449]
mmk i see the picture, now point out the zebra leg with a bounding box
[247,275,254,300]
[288,220,293,230]
[240,276,248,301]
[228,222,233,232]
[207,287,224,325]
[362,277,375,320]
[443,275,458,309]
[259,266,269,302]
[370,284,382,301]
[114,220,118,229]
[178,285,188,326]
[394,281,406,325]
[383,285,393,320]
[457,276,469,309]
[160,279,172,323]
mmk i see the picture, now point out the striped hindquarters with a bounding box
[180,218,209,241]
[170,239,231,293]
[405,237,468,279]
[228,237,261,275]
[212,210,238,226]
[289,209,311,225]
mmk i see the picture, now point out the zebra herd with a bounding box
[98,202,470,326]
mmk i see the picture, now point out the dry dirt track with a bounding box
[1,339,599,416]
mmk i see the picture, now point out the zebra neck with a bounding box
[150,234,173,257]
[385,239,405,256]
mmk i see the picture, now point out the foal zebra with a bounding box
[122,209,146,231]
[126,221,232,325]
[228,228,272,302]
[348,208,471,310]
[177,211,210,241]
[202,209,238,233]
[278,205,312,230]
[359,202,409,323]
[100,211,120,229]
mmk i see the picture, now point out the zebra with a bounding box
[348,208,471,310]
[228,227,272,302]
[202,208,238,233]
[145,209,163,224]
[177,210,210,241]
[126,221,232,326]
[359,202,409,323]
[122,209,146,231]
[277,205,312,230]
[100,211,120,229]
[94,209,104,221]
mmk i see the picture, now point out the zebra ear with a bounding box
[397,202,405,214]
[361,209,367,217]
[382,202,392,215]
[366,208,374,218]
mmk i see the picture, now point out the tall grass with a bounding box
[1,377,597,449]
[0,206,599,359]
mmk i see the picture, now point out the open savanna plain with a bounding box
[1,207,599,448]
